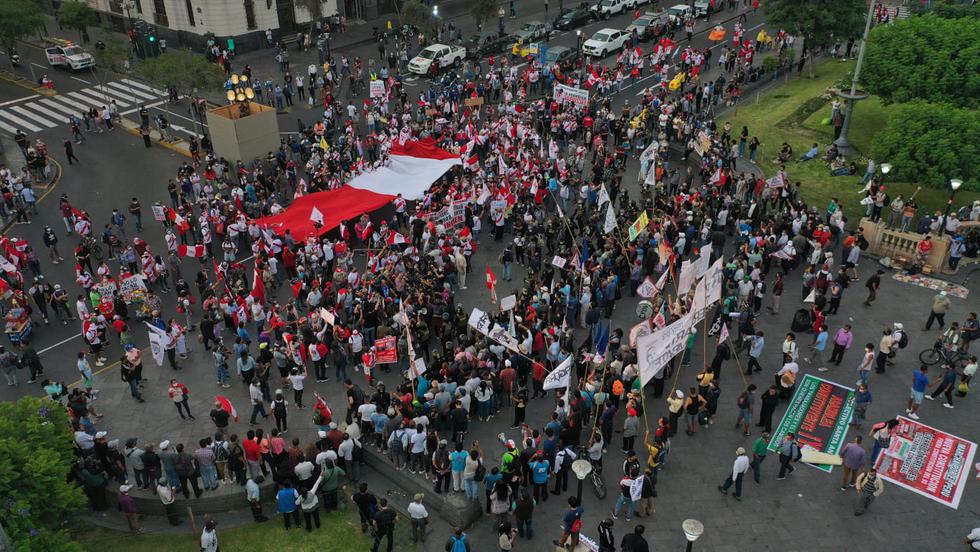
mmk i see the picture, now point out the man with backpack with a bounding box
[445,527,471,552]
[776,432,801,480]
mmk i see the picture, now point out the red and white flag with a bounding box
[387,232,407,245]
[215,395,239,421]
[310,206,325,226]
[177,244,207,258]
[718,322,730,345]
[168,209,190,233]
[250,265,265,304]
[486,266,498,304]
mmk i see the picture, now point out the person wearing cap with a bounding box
[117,484,143,534]
[924,291,952,331]
[718,446,751,500]
[157,477,182,525]
[124,439,148,489]
[666,390,683,438]
[431,439,451,494]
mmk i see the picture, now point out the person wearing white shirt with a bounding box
[782,334,798,362]
[200,520,218,552]
[296,476,323,531]
[407,493,429,543]
[718,447,750,500]
[966,527,980,550]
[337,434,361,482]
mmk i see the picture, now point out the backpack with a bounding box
[791,442,802,462]
[273,399,287,418]
[352,440,364,462]
[474,459,486,482]
[737,393,748,409]
[896,331,909,349]
[448,535,468,552]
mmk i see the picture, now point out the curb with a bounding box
[119,117,192,158]
[0,70,58,97]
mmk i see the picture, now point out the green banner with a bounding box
[767,374,855,473]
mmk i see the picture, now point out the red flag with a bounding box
[215,395,239,421]
[167,208,190,233]
[359,222,374,241]
[486,266,497,304]
[213,260,225,280]
[386,232,407,245]
[313,391,333,423]
[177,244,207,257]
[250,265,265,303]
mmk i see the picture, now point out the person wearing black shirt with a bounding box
[620,524,650,552]
[352,483,377,533]
[370,498,397,552]
[597,518,616,552]
[210,401,230,429]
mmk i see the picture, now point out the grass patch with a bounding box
[725,60,980,225]
[74,509,376,552]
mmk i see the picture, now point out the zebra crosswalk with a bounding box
[0,79,167,135]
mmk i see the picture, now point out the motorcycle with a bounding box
[9,48,21,67]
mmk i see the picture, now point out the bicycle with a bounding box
[918,341,969,369]
[80,235,106,264]
[575,445,607,499]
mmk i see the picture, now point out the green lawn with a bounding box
[74,509,376,552]
[724,60,980,226]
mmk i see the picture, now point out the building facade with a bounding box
[79,0,391,52]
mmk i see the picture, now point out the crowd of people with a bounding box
[2,5,978,551]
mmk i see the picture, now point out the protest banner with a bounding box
[552,255,567,269]
[369,80,386,98]
[874,416,977,509]
[95,281,118,301]
[374,336,398,363]
[543,356,572,390]
[627,211,649,241]
[554,83,589,107]
[629,319,654,348]
[637,312,693,386]
[694,244,712,278]
[464,97,485,107]
[151,204,166,222]
[636,276,658,299]
[499,295,517,311]
[677,260,696,295]
[767,374,855,472]
[118,275,148,303]
[705,258,724,304]
[467,308,492,335]
[319,307,336,326]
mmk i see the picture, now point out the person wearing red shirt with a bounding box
[242,430,262,478]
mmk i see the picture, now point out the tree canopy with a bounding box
[764,0,866,49]
[56,1,97,38]
[870,101,980,192]
[471,0,500,31]
[137,49,224,96]
[294,0,325,31]
[863,14,980,108]
[400,0,434,31]
[0,397,86,552]
[0,0,45,59]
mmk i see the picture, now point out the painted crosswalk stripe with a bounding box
[66,91,102,109]
[90,85,133,106]
[38,97,83,118]
[19,103,67,127]
[0,119,20,135]
[49,94,90,112]
[0,110,41,132]
[72,88,114,107]
[8,105,57,128]
[120,78,166,96]
[107,81,159,101]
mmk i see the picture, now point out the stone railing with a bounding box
[858,218,950,274]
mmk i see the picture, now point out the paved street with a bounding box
[0,2,978,551]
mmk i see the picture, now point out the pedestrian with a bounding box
[875,329,895,374]
[776,432,801,480]
[157,477,182,525]
[246,475,268,522]
[923,291,952,331]
[857,343,875,385]
[906,365,929,419]
[168,379,195,420]
[851,383,872,428]
[276,480,301,529]
[925,361,957,408]
[735,384,756,437]
[553,496,584,550]
[718,446,750,500]
[174,443,203,498]
[869,419,898,464]
[839,435,867,491]
[809,324,829,371]
[210,400,230,431]
[746,331,764,374]
[750,432,770,483]
[200,519,219,552]
[297,479,322,532]
[853,468,884,516]
[528,451,550,503]
[620,524,649,552]
[863,269,884,307]
[116,484,143,534]
[63,138,79,165]
[352,482,378,533]
[407,493,429,543]
[446,527,472,552]
[829,324,853,366]
[370,497,397,552]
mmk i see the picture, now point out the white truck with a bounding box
[45,43,95,70]
[407,44,467,76]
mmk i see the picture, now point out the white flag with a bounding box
[718,322,729,345]
[310,206,325,226]
[543,356,572,390]
[630,476,644,501]
[147,327,166,367]
[604,204,617,234]
[804,288,816,303]
[636,276,658,299]
[597,185,611,206]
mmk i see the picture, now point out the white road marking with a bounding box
[0,95,40,106]
[71,76,91,84]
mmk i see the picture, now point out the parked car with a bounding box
[665,4,695,25]
[582,28,629,57]
[553,3,594,30]
[513,21,552,43]
[625,12,670,41]
[408,44,467,75]
[44,43,95,70]
[465,31,510,58]
[591,0,631,19]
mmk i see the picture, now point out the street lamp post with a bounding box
[683,519,704,552]
[498,7,506,34]
[571,458,592,505]
[834,0,877,157]
[226,73,255,116]
[576,29,582,56]
[941,179,963,236]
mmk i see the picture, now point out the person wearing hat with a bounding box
[157,476,182,525]
[924,291,952,331]
[718,446,751,500]
[117,484,143,534]
[666,390,684,438]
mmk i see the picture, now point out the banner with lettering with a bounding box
[767,374,855,473]
[637,312,693,386]
[374,336,398,364]
[874,416,977,509]
[554,83,589,107]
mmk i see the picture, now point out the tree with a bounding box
[400,0,434,31]
[914,0,980,19]
[0,397,87,552]
[137,49,224,98]
[56,1,97,43]
[764,0,865,76]
[863,14,980,109]
[870,101,980,192]
[93,33,133,73]
[0,0,45,68]
[294,0,325,33]
[471,0,499,32]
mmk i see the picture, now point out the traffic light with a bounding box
[147,25,159,57]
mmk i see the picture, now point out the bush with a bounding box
[870,101,980,192]
[0,397,86,551]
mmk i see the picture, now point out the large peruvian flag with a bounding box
[254,138,462,238]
